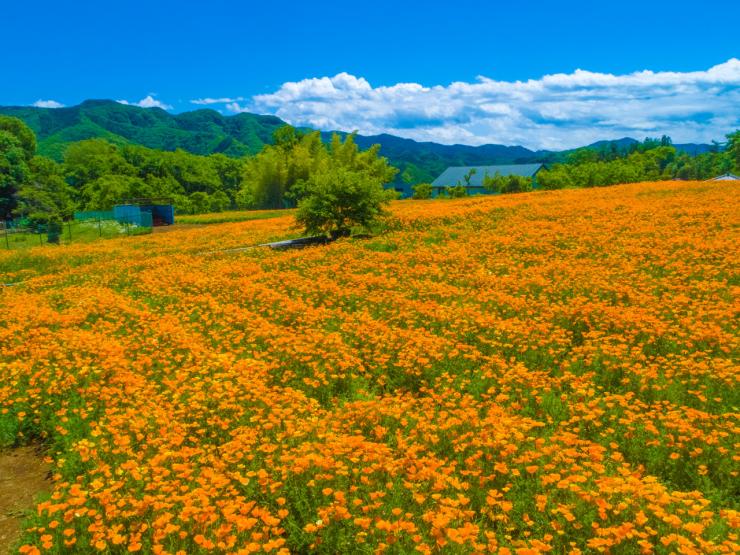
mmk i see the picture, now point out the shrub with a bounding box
[446,184,468,198]
[483,172,533,194]
[412,183,432,199]
[295,167,396,237]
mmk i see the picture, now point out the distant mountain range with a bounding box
[0,100,719,183]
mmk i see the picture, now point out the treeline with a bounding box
[538,134,739,189]
[0,116,397,222]
[2,112,738,224]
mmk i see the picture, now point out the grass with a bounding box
[176,208,293,225]
[1,220,151,251]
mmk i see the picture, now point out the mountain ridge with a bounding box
[0,100,718,183]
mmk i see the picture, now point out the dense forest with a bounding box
[537,135,739,189]
[0,116,398,222]
[1,109,738,223]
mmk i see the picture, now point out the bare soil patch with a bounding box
[0,446,49,554]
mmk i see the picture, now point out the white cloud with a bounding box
[191,97,245,105]
[239,60,740,149]
[224,102,251,113]
[117,95,172,110]
[32,99,64,108]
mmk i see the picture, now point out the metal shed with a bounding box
[114,198,175,226]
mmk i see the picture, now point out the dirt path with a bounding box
[0,447,49,554]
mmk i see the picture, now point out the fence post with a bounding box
[98,217,102,237]
[4,225,8,250]
[39,229,43,246]
[67,221,72,243]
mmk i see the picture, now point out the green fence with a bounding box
[74,210,153,227]
[74,210,115,221]
[2,214,153,250]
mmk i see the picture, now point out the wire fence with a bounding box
[2,213,153,250]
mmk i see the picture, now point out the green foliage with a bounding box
[462,167,477,187]
[3,102,737,193]
[4,102,738,226]
[15,157,75,222]
[0,100,285,160]
[176,208,288,225]
[539,133,739,188]
[64,139,134,187]
[445,184,468,198]
[295,167,396,237]
[81,175,148,210]
[61,139,243,211]
[208,190,231,212]
[0,115,36,159]
[239,128,325,209]
[538,146,676,189]
[482,172,533,194]
[411,183,432,199]
[726,130,739,173]
[536,165,570,190]
[240,128,398,212]
[189,191,211,214]
[0,116,37,217]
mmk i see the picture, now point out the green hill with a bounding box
[0,99,286,160]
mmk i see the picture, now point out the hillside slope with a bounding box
[0,100,286,160]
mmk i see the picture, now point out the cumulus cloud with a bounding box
[224,102,250,113]
[191,97,244,105]
[237,59,740,149]
[117,95,172,110]
[32,99,64,108]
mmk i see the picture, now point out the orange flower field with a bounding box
[1,180,738,554]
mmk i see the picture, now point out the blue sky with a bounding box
[2,0,739,148]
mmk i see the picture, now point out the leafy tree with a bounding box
[209,153,243,197]
[239,128,397,211]
[64,139,134,188]
[189,191,211,214]
[536,166,570,189]
[240,130,325,209]
[0,116,36,158]
[15,157,75,222]
[726,130,739,173]
[295,167,395,237]
[272,125,303,150]
[81,175,148,210]
[0,116,36,218]
[566,148,601,165]
[536,144,697,188]
[235,186,256,210]
[209,190,231,212]
[461,168,477,189]
[412,183,433,199]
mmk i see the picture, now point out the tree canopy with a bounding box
[537,134,739,189]
[1,120,738,226]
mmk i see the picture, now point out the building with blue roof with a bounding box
[430,163,543,196]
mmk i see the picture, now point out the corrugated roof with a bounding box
[431,164,543,188]
[707,173,739,181]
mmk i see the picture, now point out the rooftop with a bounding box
[431,164,543,188]
[706,173,739,181]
